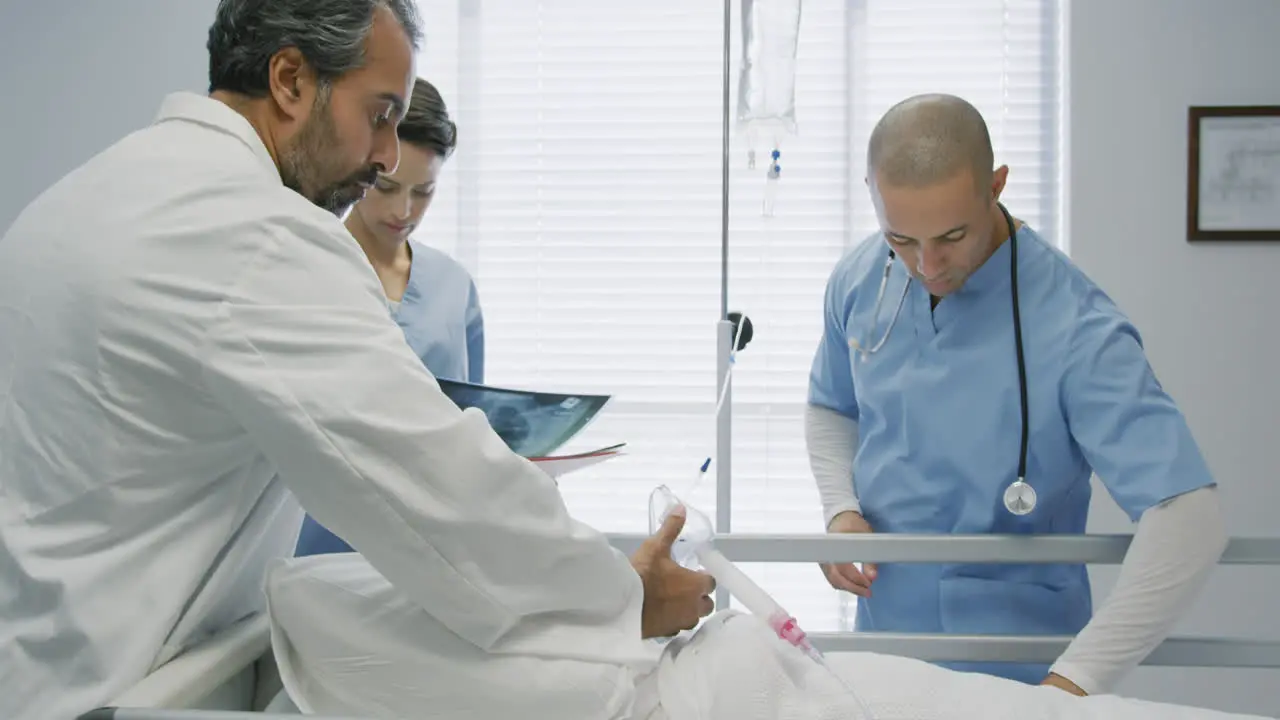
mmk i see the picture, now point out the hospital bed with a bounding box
[76,532,1280,719]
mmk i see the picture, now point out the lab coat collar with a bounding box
[153,92,282,183]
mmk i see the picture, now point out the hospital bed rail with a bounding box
[76,532,1280,719]
[606,532,1280,666]
[604,532,1280,565]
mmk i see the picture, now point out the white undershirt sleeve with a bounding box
[1049,485,1226,694]
[805,403,861,528]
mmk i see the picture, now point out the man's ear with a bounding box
[266,47,315,122]
[991,164,1010,203]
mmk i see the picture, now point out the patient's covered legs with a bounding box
[662,612,1273,720]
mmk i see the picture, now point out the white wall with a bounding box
[1069,0,1280,716]
[0,1,218,230]
[1,0,1277,716]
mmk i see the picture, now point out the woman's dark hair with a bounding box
[207,0,422,97]
[398,78,458,160]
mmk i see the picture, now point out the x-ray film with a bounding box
[437,379,612,459]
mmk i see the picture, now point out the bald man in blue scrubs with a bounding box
[805,93,1226,697]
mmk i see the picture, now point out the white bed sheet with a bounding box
[107,613,271,712]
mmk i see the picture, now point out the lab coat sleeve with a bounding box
[1060,301,1216,522]
[465,277,485,385]
[199,225,643,653]
[807,263,859,420]
[1049,486,1226,694]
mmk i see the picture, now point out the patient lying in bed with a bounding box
[266,554,1273,720]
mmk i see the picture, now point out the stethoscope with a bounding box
[851,203,1036,516]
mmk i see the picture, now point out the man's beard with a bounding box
[280,95,379,217]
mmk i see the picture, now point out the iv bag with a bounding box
[736,0,802,164]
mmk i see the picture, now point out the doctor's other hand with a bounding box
[630,505,717,639]
[821,510,877,598]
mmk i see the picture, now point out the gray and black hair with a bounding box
[866,93,995,191]
[206,0,423,97]
[399,78,457,159]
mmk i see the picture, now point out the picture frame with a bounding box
[1186,105,1280,242]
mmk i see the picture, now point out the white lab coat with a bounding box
[0,92,649,719]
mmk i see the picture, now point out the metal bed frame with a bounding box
[76,532,1280,719]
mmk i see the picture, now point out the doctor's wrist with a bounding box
[823,505,862,531]
[826,509,864,531]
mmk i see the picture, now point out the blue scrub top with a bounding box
[294,241,485,557]
[808,223,1215,684]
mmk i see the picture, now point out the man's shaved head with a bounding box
[867,93,994,192]
[864,93,1012,300]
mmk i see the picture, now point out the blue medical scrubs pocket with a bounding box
[937,575,1090,684]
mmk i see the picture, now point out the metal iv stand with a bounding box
[715,0,735,611]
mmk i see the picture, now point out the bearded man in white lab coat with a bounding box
[0,1,714,717]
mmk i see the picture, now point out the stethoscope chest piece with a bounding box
[1003,479,1037,516]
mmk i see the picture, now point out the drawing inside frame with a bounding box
[1187,105,1280,242]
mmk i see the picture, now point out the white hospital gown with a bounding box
[266,554,1273,720]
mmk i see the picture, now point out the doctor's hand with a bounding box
[1041,673,1088,696]
[820,511,878,598]
[630,506,717,639]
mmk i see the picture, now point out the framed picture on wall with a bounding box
[1187,105,1280,242]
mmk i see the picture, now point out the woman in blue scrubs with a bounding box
[295,77,484,557]
[806,94,1225,696]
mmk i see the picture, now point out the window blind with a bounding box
[413,0,1061,632]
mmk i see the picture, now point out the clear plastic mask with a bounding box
[648,485,715,569]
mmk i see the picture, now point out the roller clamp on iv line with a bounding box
[762,148,781,216]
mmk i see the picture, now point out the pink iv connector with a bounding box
[769,611,817,655]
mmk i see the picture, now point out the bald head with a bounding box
[867,94,994,192]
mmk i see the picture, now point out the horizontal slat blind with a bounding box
[849,0,1061,242]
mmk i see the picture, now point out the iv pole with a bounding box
[714,0,733,611]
